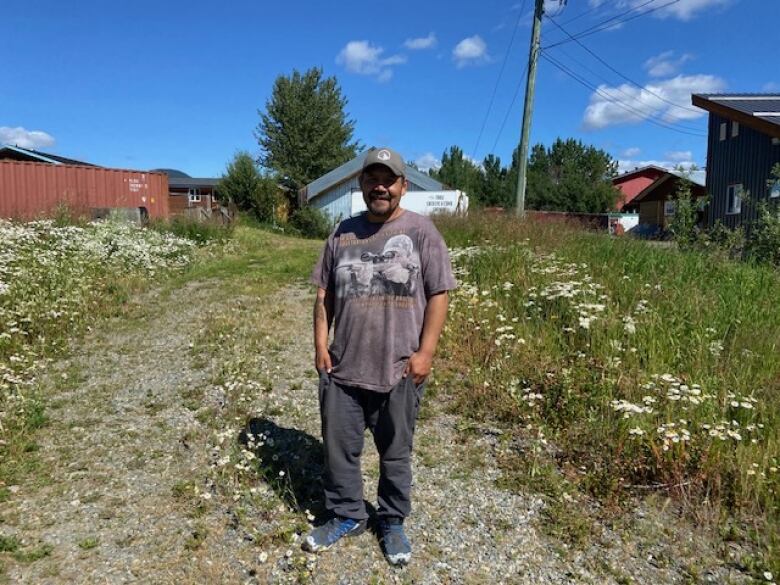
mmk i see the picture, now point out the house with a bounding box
[691,93,780,229]
[612,165,707,236]
[612,165,671,213]
[151,168,223,220]
[299,150,466,222]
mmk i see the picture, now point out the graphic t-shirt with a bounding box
[311,210,456,392]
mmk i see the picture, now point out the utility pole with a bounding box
[515,0,546,217]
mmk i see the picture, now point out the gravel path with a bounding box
[0,279,751,584]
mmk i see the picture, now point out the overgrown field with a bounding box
[0,219,197,491]
[434,212,780,576]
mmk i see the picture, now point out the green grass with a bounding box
[434,212,780,573]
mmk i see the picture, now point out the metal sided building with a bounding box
[299,150,446,222]
[692,94,780,229]
[0,145,169,220]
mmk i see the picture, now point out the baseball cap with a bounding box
[362,147,406,177]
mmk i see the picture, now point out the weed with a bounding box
[77,537,99,550]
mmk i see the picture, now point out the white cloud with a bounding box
[453,35,489,68]
[583,74,726,130]
[404,33,436,50]
[652,0,731,21]
[644,51,693,77]
[596,0,730,21]
[622,147,641,157]
[0,126,55,150]
[336,41,406,82]
[415,152,441,172]
[666,150,693,162]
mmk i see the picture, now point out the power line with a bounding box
[540,50,706,137]
[545,14,703,117]
[560,1,608,25]
[548,45,705,132]
[544,0,680,49]
[472,0,527,159]
[490,63,529,155]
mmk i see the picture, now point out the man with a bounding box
[304,147,456,566]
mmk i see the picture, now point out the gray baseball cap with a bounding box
[361,147,406,177]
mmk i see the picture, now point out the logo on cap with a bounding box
[377,149,392,161]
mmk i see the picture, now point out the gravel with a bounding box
[0,281,754,584]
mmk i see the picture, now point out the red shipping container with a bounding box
[0,161,169,220]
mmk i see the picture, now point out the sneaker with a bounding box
[302,515,366,553]
[378,517,411,566]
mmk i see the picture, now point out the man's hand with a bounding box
[403,350,432,385]
[313,287,333,374]
[315,346,332,374]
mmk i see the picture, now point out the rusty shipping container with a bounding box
[0,161,169,220]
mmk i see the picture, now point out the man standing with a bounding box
[304,147,456,566]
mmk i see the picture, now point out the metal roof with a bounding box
[302,150,444,201]
[168,177,220,188]
[0,144,97,166]
[692,94,780,138]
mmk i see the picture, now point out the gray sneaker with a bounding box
[378,517,411,566]
[302,516,366,553]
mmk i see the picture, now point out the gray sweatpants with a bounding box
[318,373,424,521]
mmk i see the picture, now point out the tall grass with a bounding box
[434,212,780,571]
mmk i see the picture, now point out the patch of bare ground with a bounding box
[0,280,754,584]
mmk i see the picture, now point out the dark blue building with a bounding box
[692,94,780,230]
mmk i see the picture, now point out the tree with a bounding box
[480,154,509,208]
[430,146,483,203]
[218,152,279,223]
[526,138,619,213]
[256,67,358,204]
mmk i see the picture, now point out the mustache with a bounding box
[369,190,391,200]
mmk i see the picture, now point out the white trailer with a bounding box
[350,190,468,217]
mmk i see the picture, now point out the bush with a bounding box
[746,200,780,266]
[288,206,332,239]
[668,178,699,250]
[149,216,232,245]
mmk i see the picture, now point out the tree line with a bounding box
[219,66,621,229]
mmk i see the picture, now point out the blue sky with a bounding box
[2,0,777,179]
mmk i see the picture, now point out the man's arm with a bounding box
[404,291,449,385]
[313,287,334,373]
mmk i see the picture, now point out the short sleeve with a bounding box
[419,222,457,297]
[311,232,336,290]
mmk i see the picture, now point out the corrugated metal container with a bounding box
[0,161,169,220]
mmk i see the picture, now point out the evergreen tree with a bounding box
[481,154,509,207]
[256,67,358,204]
[218,152,279,223]
[526,138,619,213]
[431,146,483,203]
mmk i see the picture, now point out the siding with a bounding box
[0,161,169,220]
[706,113,780,229]
[311,177,434,222]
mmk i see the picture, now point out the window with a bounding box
[731,121,739,138]
[187,188,201,203]
[726,184,742,214]
[719,122,727,141]
[664,200,677,216]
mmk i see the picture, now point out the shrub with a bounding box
[668,177,699,250]
[288,206,332,239]
[149,216,232,245]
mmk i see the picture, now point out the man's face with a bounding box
[359,164,407,221]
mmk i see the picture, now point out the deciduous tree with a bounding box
[256,67,358,205]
